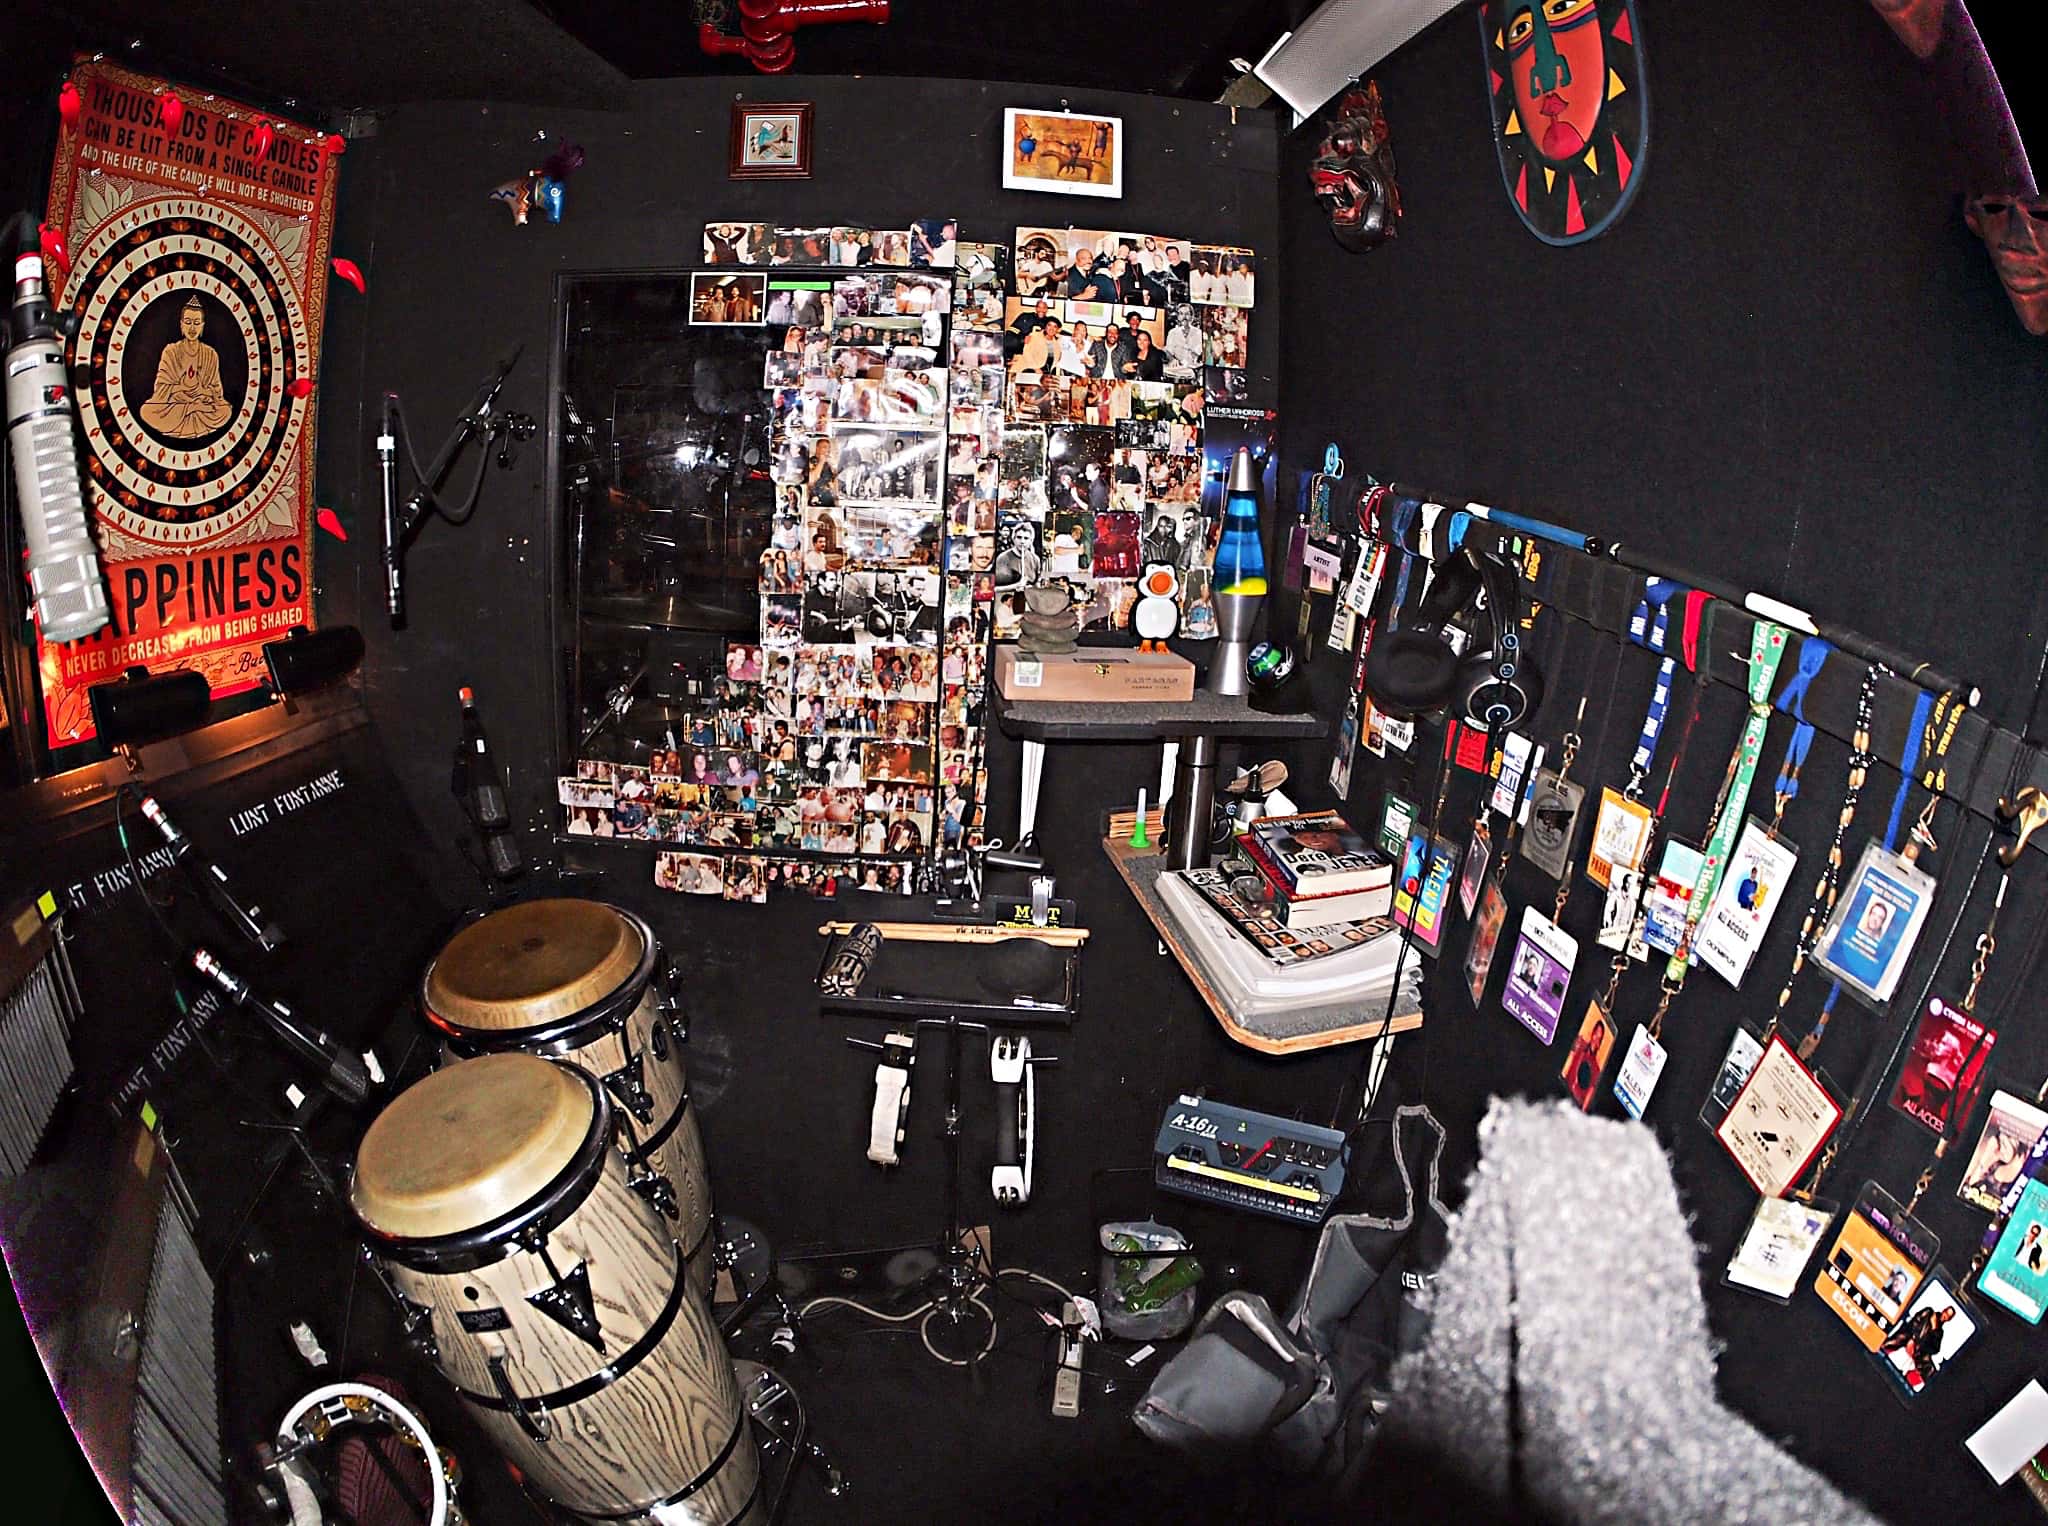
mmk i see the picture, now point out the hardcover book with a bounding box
[1245,811,1390,895]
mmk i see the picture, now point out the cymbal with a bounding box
[424,899,643,1031]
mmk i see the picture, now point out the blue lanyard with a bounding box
[1386,497,1420,629]
[1771,636,1833,804]
[1626,580,1683,792]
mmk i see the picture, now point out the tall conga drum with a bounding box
[422,900,715,1299]
[352,1053,761,1525]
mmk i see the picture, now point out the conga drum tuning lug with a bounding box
[487,1353,554,1442]
[603,1052,657,1125]
[631,1167,679,1221]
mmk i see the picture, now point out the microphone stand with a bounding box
[384,347,538,624]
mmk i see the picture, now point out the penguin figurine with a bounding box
[1134,562,1180,652]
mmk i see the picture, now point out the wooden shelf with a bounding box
[1103,836,1423,1056]
[995,688,1326,743]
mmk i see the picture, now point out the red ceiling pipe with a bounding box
[699,0,890,73]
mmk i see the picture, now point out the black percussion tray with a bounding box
[815,928,1081,1027]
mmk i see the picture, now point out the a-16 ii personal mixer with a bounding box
[1153,1094,1349,1225]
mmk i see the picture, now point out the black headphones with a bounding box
[1364,545,1543,730]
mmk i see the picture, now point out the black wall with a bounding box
[315,75,1282,898]
[1279,4,2048,1521]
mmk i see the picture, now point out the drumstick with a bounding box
[816,920,1089,946]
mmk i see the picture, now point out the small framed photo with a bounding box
[690,273,766,326]
[1002,108,1123,199]
[730,101,813,180]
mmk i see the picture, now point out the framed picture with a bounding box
[1002,108,1122,199]
[730,101,813,179]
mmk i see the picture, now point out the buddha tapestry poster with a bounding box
[37,58,337,746]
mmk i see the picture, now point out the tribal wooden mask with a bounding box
[1966,194,2048,336]
[1479,0,1649,245]
[1308,83,1402,254]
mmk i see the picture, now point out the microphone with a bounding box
[378,393,402,621]
[190,948,369,1105]
[6,249,110,643]
[139,794,284,951]
[455,686,522,881]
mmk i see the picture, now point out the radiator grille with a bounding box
[130,1189,226,1525]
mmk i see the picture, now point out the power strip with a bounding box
[1052,1299,1084,1418]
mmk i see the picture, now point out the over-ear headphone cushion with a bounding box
[1460,660,1546,732]
[1366,630,1461,719]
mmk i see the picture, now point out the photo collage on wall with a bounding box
[551,219,990,903]
[995,226,1257,639]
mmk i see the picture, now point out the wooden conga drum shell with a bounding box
[354,1055,759,1524]
[424,900,715,1299]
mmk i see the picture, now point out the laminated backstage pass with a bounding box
[1611,1024,1668,1120]
[1326,600,1358,653]
[1491,732,1541,819]
[1392,835,1456,955]
[1868,1269,1976,1405]
[1561,998,1618,1112]
[1811,839,1936,1007]
[1465,880,1508,1007]
[1518,768,1585,881]
[1302,539,1343,591]
[1500,906,1577,1044]
[1724,1193,1838,1304]
[1966,1380,2048,1486]
[1978,1178,2048,1326]
[1889,995,1995,1137]
[1448,721,1490,773]
[1596,866,1645,955]
[1694,817,1799,989]
[1378,792,1416,858]
[1716,1034,1841,1198]
[1698,1023,1766,1133]
[1381,713,1416,754]
[1959,1090,2048,1215]
[1631,839,1705,962]
[1813,1182,1937,1352]
[1342,541,1388,617]
[1457,819,1492,920]
[1329,694,1361,797]
[1584,787,1653,890]
[1364,700,1387,758]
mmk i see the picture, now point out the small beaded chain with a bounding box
[1765,663,1882,1057]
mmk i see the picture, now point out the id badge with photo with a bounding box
[1518,769,1585,881]
[1699,1023,1767,1133]
[1585,787,1653,890]
[1890,995,1996,1137]
[1457,819,1493,920]
[1633,838,1705,961]
[1378,791,1416,858]
[1465,880,1508,1007]
[1869,1269,1977,1405]
[1562,999,1617,1111]
[1329,695,1361,797]
[1500,906,1578,1044]
[1491,732,1542,818]
[1363,700,1387,758]
[1694,817,1799,989]
[1597,866,1646,955]
[1724,1194,1838,1304]
[1716,1034,1843,1198]
[1813,1182,1937,1352]
[1979,1178,2048,1325]
[1959,1090,2048,1215]
[1812,840,1936,1007]
[1612,1024,1668,1120]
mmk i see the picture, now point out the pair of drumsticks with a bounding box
[816,919,1089,948]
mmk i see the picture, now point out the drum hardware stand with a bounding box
[833,1017,1061,1366]
[733,1359,848,1522]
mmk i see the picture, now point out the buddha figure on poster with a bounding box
[140,295,235,439]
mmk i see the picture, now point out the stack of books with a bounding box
[1152,811,1418,1021]
[1234,811,1394,926]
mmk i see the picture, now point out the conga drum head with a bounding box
[352,1053,604,1260]
[424,899,648,1040]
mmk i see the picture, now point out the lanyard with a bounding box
[1625,580,1685,796]
[1769,636,1832,826]
[1385,497,1421,629]
[1662,620,1790,996]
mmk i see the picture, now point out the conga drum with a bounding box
[352,1053,761,1525]
[422,900,715,1299]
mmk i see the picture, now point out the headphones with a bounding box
[1364,545,1543,730]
